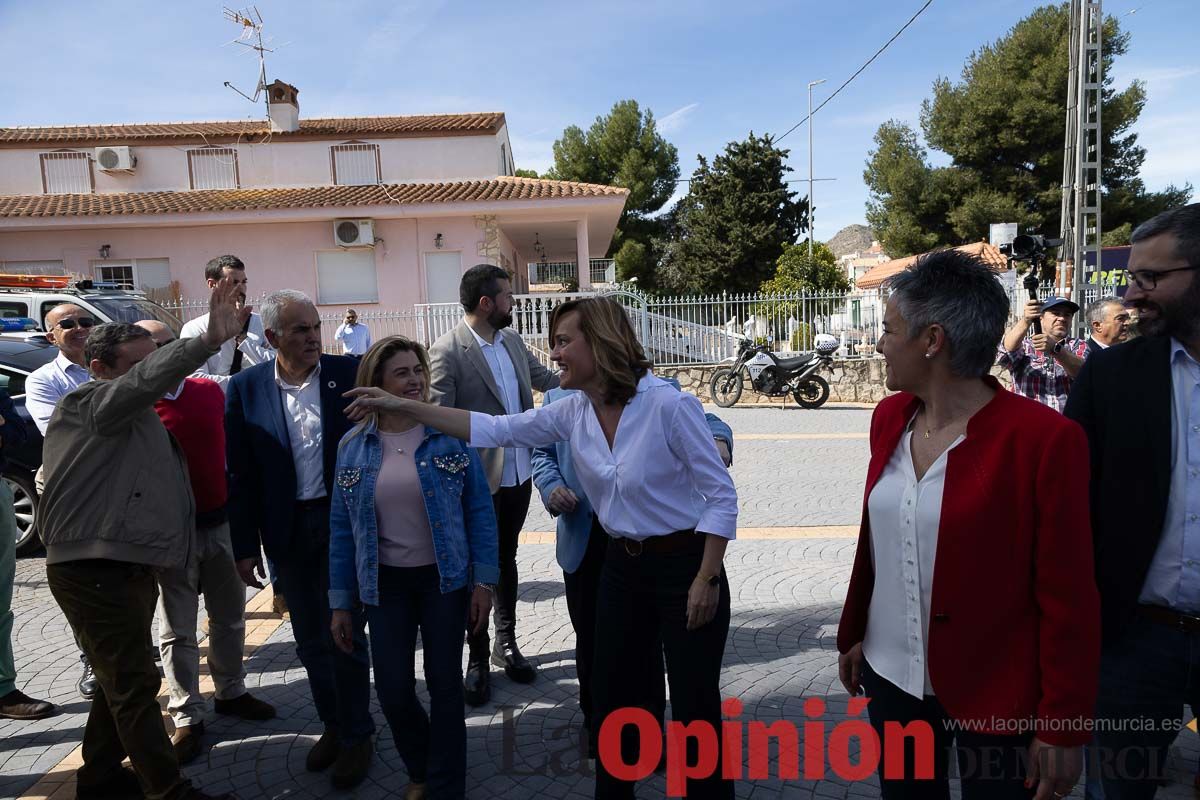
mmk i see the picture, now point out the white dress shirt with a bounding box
[467,325,531,488]
[335,322,372,355]
[25,352,92,435]
[470,374,737,539]
[275,361,326,501]
[863,419,964,699]
[180,311,274,390]
[1139,339,1200,612]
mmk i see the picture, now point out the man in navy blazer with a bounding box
[226,290,374,790]
[531,378,733,758]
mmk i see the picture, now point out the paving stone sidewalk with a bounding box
[3,405,1197,799]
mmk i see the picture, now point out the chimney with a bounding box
[266,80,300,133]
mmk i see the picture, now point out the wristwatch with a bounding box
[1052,338,1067,354]
[695,572,719,587]
[475,582,496,594]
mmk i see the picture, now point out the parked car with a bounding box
[0,277,181,335]
[0,334,60,554]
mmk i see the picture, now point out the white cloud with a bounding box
[1131,111,1200,191]
[658,103,700,135]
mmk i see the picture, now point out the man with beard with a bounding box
[999,295,1090,412]
[428,264,559,705]
[1066,203,1200,798]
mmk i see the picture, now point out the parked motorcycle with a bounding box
[709,334,838,409]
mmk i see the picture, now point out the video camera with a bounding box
[999,234,1062,336]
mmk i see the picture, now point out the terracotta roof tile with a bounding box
[0,113,505,145]
[855,241,1009,289]
[0,177,628,219]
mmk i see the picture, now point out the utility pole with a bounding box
[807,79,826,259]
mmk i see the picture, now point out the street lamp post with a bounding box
[807,78,826,259]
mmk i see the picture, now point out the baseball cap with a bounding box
[1040,296,1079,314]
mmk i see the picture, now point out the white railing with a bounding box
[528,259,616,286]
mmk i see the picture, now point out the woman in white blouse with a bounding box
[344,297,738,800]
[836,250,1099,800]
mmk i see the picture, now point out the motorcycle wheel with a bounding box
[709,368,743,408]
[792,375,830,409]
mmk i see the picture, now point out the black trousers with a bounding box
[564,516,666,753]
[592,534,732,800]
[860,659,1034,800]
[467,479,531,659]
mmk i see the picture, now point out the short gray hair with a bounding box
[885,248,1009,378]
[85,322,153,370]
[261,290,315,334]
[1130,203,1200,267]
[1086,296,1124,327]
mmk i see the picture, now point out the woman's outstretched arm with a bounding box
[343,388,471,440]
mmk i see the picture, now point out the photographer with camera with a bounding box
[999,296,1090,412]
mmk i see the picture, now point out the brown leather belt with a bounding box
[609,529,702,557]
[1137,604,1200,633]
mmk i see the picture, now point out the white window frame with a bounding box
[330,142,381,186]
[314,249,379,304]
[40,151,94,194]
[90,258,171,291]
[187,147,240,190]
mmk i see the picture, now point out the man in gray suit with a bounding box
[429,264,559,706]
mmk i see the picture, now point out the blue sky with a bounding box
[2,0,1195,244]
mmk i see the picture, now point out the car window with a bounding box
[0,301,30,319]
[85,297,183,336]
[0,367,28,397]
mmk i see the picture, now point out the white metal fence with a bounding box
[161,276,1124,366]
[528,259,616,286]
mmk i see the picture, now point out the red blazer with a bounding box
[837,378,1100,747]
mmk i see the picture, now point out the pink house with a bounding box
[0,81,628,310]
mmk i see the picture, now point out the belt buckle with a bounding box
[623,538,644,557]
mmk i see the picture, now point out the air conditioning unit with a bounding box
[334,219,375,247]
[94,146,136,171]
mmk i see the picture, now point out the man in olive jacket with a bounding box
[41,280,247,800]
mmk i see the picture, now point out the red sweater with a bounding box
[837,377,1100,746]
[154,378,228,514]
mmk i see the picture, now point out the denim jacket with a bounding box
[329,418,499,609]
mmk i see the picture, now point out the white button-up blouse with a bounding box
[862,419,964,699]
[469,374,737,540]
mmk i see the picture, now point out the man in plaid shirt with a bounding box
[998,296,1090,412]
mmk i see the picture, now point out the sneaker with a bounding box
[213,692,276,721]
[331,736,374,790]
[0,689,56,720]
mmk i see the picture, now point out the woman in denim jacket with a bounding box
[329,336,498,800]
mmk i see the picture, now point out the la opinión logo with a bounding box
[599,697,936,797]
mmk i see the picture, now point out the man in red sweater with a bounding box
[136,321,276,763]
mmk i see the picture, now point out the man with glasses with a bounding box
[134,320,276,765]
[1066,203,1200,798]
[24,302,98,699]
[998,295,1090,412]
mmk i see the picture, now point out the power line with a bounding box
[774,0,934,144]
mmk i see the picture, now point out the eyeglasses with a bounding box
[1125,265,1200,291]
[55,317,96,330]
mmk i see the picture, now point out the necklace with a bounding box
[919,409,959,440]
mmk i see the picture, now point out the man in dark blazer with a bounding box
[1083,295,1131,358]
[226,290,374,790]
[429,264,559,706]
[1065,203,1200,799]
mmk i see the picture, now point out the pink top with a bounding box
[375,427,437,568]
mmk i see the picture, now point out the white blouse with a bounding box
[862,420,963,699]
[469,374,738,540]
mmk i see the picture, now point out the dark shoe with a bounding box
[0,689,56,720]
[171,722,205,765]
[75,766,143,799]
[181,790,238,800]
[78,655,97,700]
[491,640,537,684]
[463,659,491,706]
[214,691,276,721]
[306,728,341,772]
[271,592,289,618]
[331,736,374,790]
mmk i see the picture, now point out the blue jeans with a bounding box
[1095,613,1199,800]
[273,501,374,744]
[366,564,469,798]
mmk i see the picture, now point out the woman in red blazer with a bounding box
[837,249,1100,800]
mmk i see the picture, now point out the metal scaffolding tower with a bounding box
[1058,0,1104,301]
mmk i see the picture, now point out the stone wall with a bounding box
[658,358,1013,406]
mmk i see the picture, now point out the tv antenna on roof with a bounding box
[222,6,272,112]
